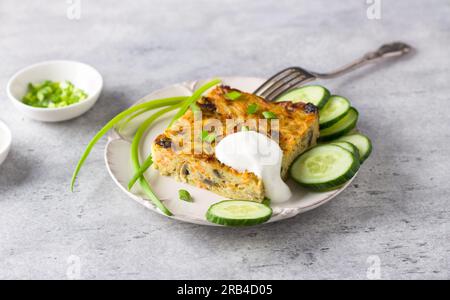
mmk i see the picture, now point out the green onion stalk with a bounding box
[168,79,221,127]
[128,103,182,215]
[70,96,186,192]
[117,104,163,133]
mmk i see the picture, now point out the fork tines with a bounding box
[254,67,316,102]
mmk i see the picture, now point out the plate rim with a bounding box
[104,76,356,226]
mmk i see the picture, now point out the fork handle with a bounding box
[314,42,412,79]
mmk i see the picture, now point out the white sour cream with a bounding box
[215,131,292,203]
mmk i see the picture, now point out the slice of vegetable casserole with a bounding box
[151,85,319,202]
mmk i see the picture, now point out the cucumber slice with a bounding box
[206,200,272,226]
[319,107,359,142]
[319,96,351,129]
[290,144,359,191]
[275,85,330,108]
[332,141,360,162]
[334,134,372,163]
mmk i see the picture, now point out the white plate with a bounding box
[104,77,355,225]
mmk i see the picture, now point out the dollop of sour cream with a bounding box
[215,131,292,203]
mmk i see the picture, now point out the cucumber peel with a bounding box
[319,95,351,129]
[290,144,360,191]
[318,107,359,142]
[334,133,372,163]
[206,200,272,226]
[275,85,330,109]
[331,141,360,162]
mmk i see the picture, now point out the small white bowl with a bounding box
[0,120,12,167]
[7,60,103,122]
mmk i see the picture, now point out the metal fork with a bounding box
[254,42,412,101]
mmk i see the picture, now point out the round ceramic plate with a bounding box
[104,77,356,225]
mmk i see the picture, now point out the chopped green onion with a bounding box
[22,80,88,108]
[168,79,221,128]
[262,111,277,119]
[247,103,258,114]
[178,189,193,202]
[224,91,242,101]
[202,130,216,143]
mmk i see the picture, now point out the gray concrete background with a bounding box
[0,0,448,279]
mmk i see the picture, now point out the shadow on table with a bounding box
[0,148,35,192]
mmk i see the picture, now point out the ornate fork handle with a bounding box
[365,42,412,59]
[314,42,412,79]
[254,42,413,101]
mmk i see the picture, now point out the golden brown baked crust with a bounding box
[151,85,319,202]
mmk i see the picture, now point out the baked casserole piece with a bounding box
[151,85,319,202]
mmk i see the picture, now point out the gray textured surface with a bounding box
[0,0,449,280]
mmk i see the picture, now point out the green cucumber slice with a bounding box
[319,107,359,142]
[206,200,272,226]
[290,144,360,191]
[332,141,360,162]
[319,96,351,129]
[275,85,330,108]
[334,134,372,163]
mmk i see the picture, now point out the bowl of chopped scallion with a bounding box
[7,60,103,122]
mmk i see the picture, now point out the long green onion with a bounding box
[70,96,185,191]
[167,79,221,128]
[128,103,181,191]
[127,155,152,190]
[129,104,183,215]
[117,96,189,133]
